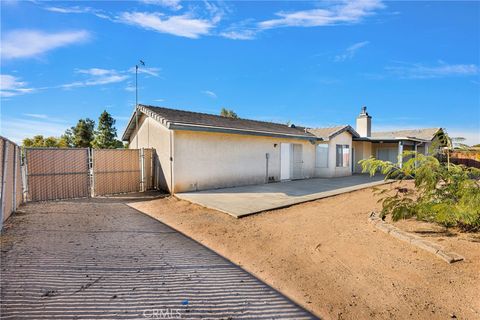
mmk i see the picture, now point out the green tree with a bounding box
[72,118,95,148]
[220,108,238,119]
[58,129,74,148]
[23,135,43,147]
[92,111,123,149]
[360,151,480,231]
[22,135,60,148]
[44,136,59,147]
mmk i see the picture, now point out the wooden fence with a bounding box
[450,150,480,169]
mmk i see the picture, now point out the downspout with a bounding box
[265,153,269,183]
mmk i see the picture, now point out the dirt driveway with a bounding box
[131,186,480,320]
[0,198,315,319]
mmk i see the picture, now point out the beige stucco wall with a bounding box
[129,115,361,193]
[128,114,172,192]
[172,130,316,192]
[314,131,353,178]
[352,141,372,173]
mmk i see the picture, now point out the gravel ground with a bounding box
[0,198,315,319]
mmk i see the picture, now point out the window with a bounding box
[336,144,350,167]
[316,144,328,168]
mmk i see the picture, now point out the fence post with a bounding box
[140,148,145,192]
[1,140,9,228]
[89,148,94,197]
[23,148,29,202]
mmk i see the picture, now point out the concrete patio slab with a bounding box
[176,174,390,218]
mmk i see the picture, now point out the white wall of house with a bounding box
[173,130,316,192]
[129,115,363,193]
[314,131,353,178]
[352,141,372,173]
[128,114,173,192]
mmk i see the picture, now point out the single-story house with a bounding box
[123,105,443,193]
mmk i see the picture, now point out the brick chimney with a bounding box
[356,106,372,137]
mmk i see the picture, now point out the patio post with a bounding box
[398,141,403,168]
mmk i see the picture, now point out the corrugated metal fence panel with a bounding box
[0,139,3,179]
[15,147,22,207]
[93,149,141,196]
[26,148,90,201]
[1,137,23,224]
[3,145,14,221]
[143,148,154,190]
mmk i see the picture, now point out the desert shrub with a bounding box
[360,151,480,231]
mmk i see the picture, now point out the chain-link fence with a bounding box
[24,147,155,200]
[92,149,154,196]
[1,144,157,227]
[25,148,90,202]
[0,136,23,227]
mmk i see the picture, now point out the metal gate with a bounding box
[24,148,155,201]
[92,149,140,196]
[25,148,90,201]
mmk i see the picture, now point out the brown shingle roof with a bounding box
[370,128,441,141]
[307,125,359,140]
[139,105,316,138]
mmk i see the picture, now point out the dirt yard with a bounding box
[129,184,480,320]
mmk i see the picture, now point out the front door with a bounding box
[280,143,291,180]
[292,144,303,179]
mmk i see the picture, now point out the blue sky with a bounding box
[1,0,479,144]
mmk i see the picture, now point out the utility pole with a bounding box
[135,60,145,148]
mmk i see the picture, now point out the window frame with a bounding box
[315,143,329,168]
[336,144,350,168]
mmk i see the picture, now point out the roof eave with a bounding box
[169,122,316,140]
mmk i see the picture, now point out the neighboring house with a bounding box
[123,105,443,193]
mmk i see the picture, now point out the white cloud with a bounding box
[45,6,92,14]
[140,0,182,11]
[386,62,479,79]
[44,5,112,20]
[259,0,384,29]
[118,12,215,38]
[0,117,69,144]
[0,74,35,97]
[24,113,48,119]
[61,68,129,89]
[77,68,115,76]
[202,90,217,98]
[335,41,369,61]
[128,66,161,77]
[1,29,90,60]
[220,29,256,40]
